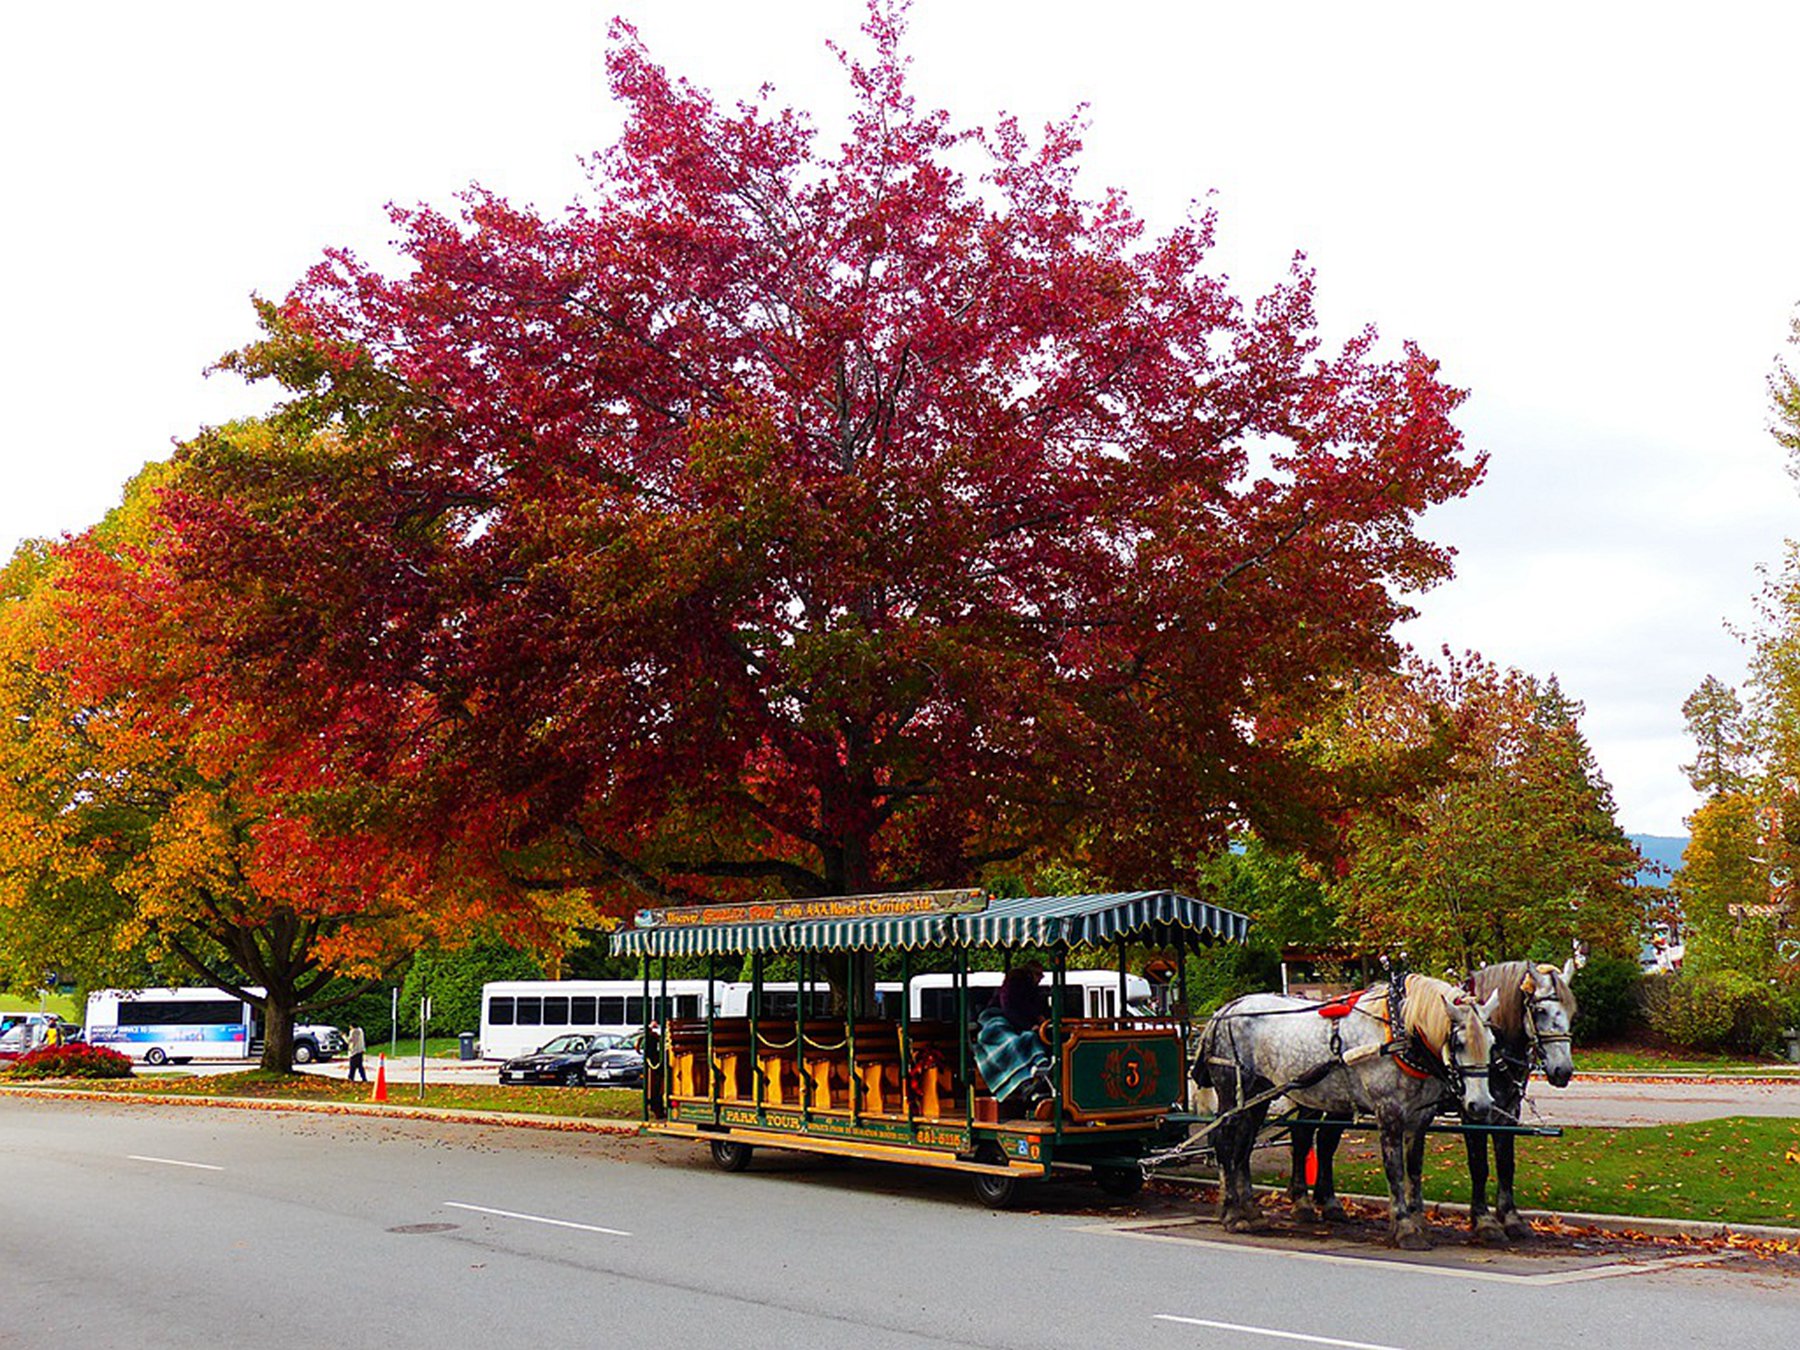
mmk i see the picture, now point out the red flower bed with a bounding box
[4,1042,134,1080]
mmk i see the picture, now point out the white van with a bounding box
[84,988,345,1065]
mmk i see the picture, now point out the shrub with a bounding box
[1646,968,1785,1055]
[1569,952,1642,1044]
[4,1042,134,1080]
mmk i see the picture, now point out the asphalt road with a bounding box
[2,1096,1794,1349]
[1516,1076,1800,1127]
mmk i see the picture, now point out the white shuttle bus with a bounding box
[84,987,346,1065]
[905,969,1155,1022]
[85,987,254,1065]
[479,979,727,1060]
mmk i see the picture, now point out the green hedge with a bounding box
[1569,953,1642,1044]
[1645,968,1786,1055]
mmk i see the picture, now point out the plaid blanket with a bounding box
[974,1006,1050,1100]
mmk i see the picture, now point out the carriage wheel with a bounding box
[971,1144,1021,1209]
[709,1139,754,1173]
[972,1170,1020,1209]
[1093,1165,1144,1199]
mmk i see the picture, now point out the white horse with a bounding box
[1194,975,1499,1250]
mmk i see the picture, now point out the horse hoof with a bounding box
[1502,1214,1534,1241]
[1291,1197,1322,1223]
[1319,1201,1347,1223]
[1222,1211,1268,1234]
[1394,1218,1433,1251]
[1473,1213,1507,1245]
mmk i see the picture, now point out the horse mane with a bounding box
[1471,961,1532,1041]
[1536,961,1579,1019]
[1400,974,1455,1054]
[1471,960,1579,1041]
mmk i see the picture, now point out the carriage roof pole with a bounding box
[797,946,810,1125]
[706,951,717,1112]
[1052,945,1066,1138]
[1117,935,1128,1021]
[956,946,969,1121]
[640,958,651,1124]
[751,949,763,1111]
[900,947,914,1129]
[847,949,860,1126]
[658,953,670,1113]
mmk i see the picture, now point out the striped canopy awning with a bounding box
[610,890,1248,958]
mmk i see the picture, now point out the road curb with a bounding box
[1150,1171,1800,1245]
[0,1084,641,1135]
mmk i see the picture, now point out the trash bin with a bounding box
[1784,1028,1800,1064]
[459,1032,478,1062]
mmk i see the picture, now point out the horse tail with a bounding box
[1189,1002,1230,1090]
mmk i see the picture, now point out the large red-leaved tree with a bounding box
[163,3,1483,919]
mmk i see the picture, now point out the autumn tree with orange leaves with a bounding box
[0,464,583,1069]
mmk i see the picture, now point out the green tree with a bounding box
[1328,654,1644,972]
[1680,675,1749,798]
[1772,305,1800,475]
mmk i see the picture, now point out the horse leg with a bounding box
[1288,1107,1321,1222]
[1219,1096,1273,1233]
[1378,1117,1430,1249]
[1495,1119,1532,1240]
[1404,1119,1429,1216]
[1313,1119,1347,1221]
[1467,1130,1504,1243]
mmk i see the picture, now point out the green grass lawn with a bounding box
[32,1070,642,1121]
[368,1037,466,1060]
[1257,1116,1800,1228]
[1576,1044,1799,1075]
[0,994,81,1021]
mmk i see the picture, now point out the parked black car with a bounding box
[582,1031,645,1088]
[498,1034,601,1086]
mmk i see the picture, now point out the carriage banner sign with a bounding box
[634,888,989,930]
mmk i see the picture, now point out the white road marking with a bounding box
[128,1155,223,1172]
[1153,1315,1404,1350]
[443,1202,631,1237]
[1088,1220,1732,1286]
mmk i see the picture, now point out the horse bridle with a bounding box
[1520,983,1572,1076]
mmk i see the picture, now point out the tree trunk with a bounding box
[259,997,296,1073]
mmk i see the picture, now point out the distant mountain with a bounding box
[1627,833,1686,886]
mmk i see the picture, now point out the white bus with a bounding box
[478,979,727,1060]
[904,969,1156,1022]
[709,970,1154,1023]
[85,988,252,1065]
[84,988,346,1065]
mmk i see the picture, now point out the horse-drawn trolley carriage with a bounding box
[609,887,1249,1208]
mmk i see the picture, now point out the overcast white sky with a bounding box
[3,1,1796,836]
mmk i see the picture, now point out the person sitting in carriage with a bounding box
[974,963,1055,1117]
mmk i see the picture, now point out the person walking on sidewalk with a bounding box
[346,1025,368,1082]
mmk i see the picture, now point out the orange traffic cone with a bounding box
[371,1055,388,1103]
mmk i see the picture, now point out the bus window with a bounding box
[489,997,515,1026]
[571,996,597,1024]
[543,996,569,1026]
[515,996,542,1026]
[119,999,242,1026]
[919,989,957,1022]
[675,995,699,1018]
[598,996,625,1023]
[626,996,646,1024]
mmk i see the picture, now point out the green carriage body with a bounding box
[609,888,1248,1205]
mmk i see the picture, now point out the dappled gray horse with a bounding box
[1286,959,1578,1242]
[1466,960,1577,1239]
[1195,976,1498,1250]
